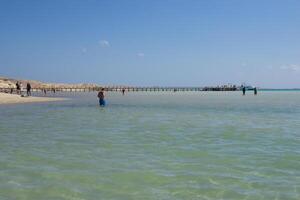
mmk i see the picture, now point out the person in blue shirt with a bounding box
[97,88,106,106]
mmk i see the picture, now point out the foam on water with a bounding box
[0,91,300,200]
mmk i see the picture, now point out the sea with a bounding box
[0,91,299,200]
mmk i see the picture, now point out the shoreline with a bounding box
[0,93,67,105]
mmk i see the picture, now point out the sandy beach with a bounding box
[0,93,66,105]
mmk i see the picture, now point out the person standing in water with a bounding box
[122,88,125,95]
[242,87,246,95]
[98,88,106,106]
[254,87,257,95]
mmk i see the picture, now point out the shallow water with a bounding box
[0,91,300,200]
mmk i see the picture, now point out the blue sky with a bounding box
[0,0,300,87]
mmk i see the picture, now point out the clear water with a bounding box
[0,91,300,200]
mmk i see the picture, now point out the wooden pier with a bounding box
[0,86,238,94]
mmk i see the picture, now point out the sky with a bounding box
[0,0,300,88]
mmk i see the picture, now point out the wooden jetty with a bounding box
[0,85,238,93]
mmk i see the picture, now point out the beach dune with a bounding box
[0,93,66,105]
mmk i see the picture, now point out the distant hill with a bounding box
[0,76,100,89]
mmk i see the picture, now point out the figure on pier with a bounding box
[16,82,21,95]
[254,87,257,95]
[242,87,246,95]
[26,83,31,96]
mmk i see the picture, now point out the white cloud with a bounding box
[99,40,110,47]
[137,52,144,57]
[280,64,300,72]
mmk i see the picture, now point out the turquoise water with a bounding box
[0,91,300,200]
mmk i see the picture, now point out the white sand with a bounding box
[0,93,66,105]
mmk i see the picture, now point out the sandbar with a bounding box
[0,93,66,105]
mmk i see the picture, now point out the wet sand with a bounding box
[0,93,66,105]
